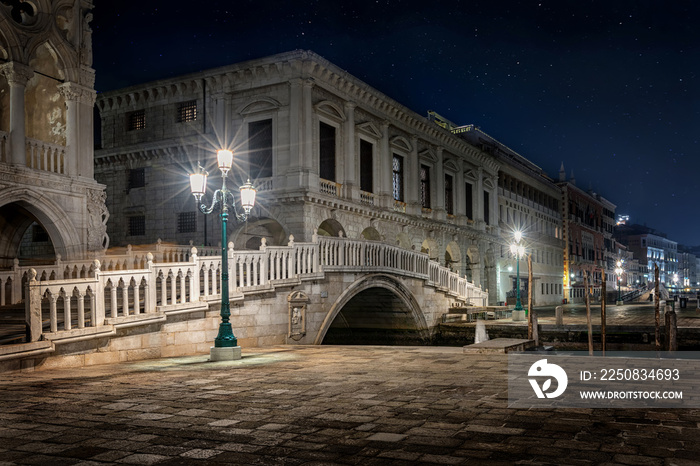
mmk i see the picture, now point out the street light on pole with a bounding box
[615,260,624,306]
[189,149,256,361]
[510,231,526,318]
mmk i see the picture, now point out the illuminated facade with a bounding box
[95,51,508,301]
[0,0,108,267]
[558,166,617,302]
[616,224,678,286]
[448,124,564,306]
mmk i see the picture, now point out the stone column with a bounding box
[476,167,485,227]
[490,177,499,232]
[0,62,34,167]
[406,136,420,215]
[456,159,465,221]
[58,81,97,178]
[379,121,391,208]
[302,79,315,188]
[343,102,358,200]
[286,79,303,189]
[435,146,445,220]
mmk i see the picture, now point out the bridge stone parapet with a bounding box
[1,236,487,370]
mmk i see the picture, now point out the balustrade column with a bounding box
[77,291,85,328]
[141,283,150,313]
[160,275,168,305]
[121,282,129,315]
[170,273,177,304]
[0,62,33,167]
[110,282,118,318]
[134,282,140,314]
[180,272,186,303]
[49,294,58,333]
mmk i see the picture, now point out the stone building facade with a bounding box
[558,166,617,302]
[0,0,108,267]
[445,123,564,306]
[95,51,512,301]
[617,224,678,286]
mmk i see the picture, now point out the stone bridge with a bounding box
[0,236,488,371]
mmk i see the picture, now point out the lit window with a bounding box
[127,110,145,131]
[177,100,197,122]
[392,154,404,202]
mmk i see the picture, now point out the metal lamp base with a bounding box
[210,346,242,361]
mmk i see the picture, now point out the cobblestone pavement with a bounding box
[2,345,700,465]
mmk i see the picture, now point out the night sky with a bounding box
[91,1,700,247]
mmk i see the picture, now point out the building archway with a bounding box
[315,274,429,345]
[230,216,287,250]
[445,241,461,273]
[0,191,81,267]
[360,226,381,241]
[317,219,346,237]
[420,237,439,261]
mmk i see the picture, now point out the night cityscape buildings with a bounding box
[0,1,698,359]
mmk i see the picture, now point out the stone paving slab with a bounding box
[1,345,699,465]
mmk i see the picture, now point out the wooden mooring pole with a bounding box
[654,264,660,351]
[585,273,593,355]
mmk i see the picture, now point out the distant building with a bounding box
[616,224,678,285]
[448,123,564,306]
[557,164,616,302]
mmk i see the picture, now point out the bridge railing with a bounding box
[317,236,486,304]
[20,234,486,344]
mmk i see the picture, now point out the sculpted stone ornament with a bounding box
[87,188,109,251]
[287,290,309,341]
[79,11,92,66]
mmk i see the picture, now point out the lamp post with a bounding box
[189,149,256,361]
[510,231,526,319]
[615,260,624,306]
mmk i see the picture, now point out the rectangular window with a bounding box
[420,164,431,208]
[32,224,49,242]
[128,216,146,236]
[177,212,197,234]
[176,100,197,122]
[127,110,145,131]
[392,154,404,202]
[360,139,373,193]
[484,191,490,225]
[248,119,273,179]
[319,122,336,181]
[128,168,145,189]
[445,174,454,215]
[465,182,473,219]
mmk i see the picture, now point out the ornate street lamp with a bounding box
[189,149,256,361]
[510,231,526,312]
[615,260,624,306]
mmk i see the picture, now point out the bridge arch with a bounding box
[314,273,429,345]
[0,189,81,267]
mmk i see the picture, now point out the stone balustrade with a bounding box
[15,234,487,346]
[25,138,66,174]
